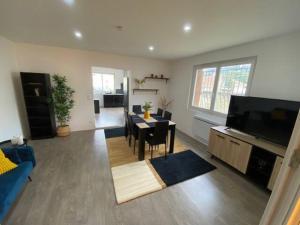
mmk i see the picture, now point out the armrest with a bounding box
[2,146,36,167]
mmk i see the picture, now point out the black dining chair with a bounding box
[163,111,172,120]
[132,105,142,114]
[157,108,163,117]
[146,121,169,159]
[127,115,139,153]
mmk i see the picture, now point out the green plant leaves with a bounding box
[51,74,75,127]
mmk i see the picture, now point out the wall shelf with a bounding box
[144,77,169,83]
[132,89,159,94]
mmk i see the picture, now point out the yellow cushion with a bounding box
[0,149,17,175]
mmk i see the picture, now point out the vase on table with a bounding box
[144,111,150,119]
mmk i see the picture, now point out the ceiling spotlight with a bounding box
[74,31,82,39]
[183,23,192,32]
[115,25,123,31]
[148,46,154,51]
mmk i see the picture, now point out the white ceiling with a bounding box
[0,0,300,60]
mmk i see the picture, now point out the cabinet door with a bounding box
[227,137,252,174]
[267,156,284,191]
[208,130,227,160]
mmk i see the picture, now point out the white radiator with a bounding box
[192,116,220,145]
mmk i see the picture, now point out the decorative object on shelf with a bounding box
[160,96,173,110]
[51,74,75,137]
[21,72,56,139]
[150,74,154,78]
[134,78,146,89]
[143,101,152,119]
[144,76,169,83]
[34,88,40,96]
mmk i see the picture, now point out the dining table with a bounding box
[125,112,176,160]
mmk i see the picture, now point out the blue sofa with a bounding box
[0,146,36,224]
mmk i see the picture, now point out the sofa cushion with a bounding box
[0,162,33,223]
[0,149,17,175]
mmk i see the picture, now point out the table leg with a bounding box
[138,128,146,160]
[169,125,176,154]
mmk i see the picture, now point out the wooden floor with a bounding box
[4,129,270,225]
[106,136,187,167]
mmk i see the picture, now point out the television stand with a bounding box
[208,126,286,191]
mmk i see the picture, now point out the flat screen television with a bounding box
[226,96,300,147]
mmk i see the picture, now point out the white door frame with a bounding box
[260,111,300,225]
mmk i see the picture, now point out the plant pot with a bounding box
[57,125,70,137]
[144,111,150,119]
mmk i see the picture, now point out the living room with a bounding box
[1,1,300,225]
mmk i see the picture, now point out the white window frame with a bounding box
[189,56,257,116]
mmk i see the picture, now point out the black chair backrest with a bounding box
[152,121,169,144]
[132,105,142,114]
[157,108,163,117]
[127,115,138,138]
[124,110,129,124]
[127,114,134,133]
[163,111,172,120]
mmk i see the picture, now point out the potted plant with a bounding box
[143,101,152,119]
[51,74,75,137]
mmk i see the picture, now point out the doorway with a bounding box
[92,66,127,129]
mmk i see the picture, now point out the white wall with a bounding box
[15,43,171,132]
[0,36,25,141]
[168,30,300,144]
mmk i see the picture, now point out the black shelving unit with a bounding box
[21,72,56,139]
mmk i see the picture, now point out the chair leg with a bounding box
[164,143,167,159]
[151,145,153,159]
[129,135,132,147]
[133,138,136,154]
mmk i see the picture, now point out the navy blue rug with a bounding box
[104,127,125,138]
[150,150,216,186]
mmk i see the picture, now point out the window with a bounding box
[92,73,115,100]
[191,57,256,114]
[102,74,114,93]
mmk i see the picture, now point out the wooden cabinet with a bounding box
[209,130,252,174]
[208,130,227,160]
[226,137,252,173]
[208,126,286,189]
[267,156,284,191]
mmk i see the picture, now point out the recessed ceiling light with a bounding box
[64,0,74,6]
[148,46,154,51]
[115,25,124,31]
[183,23,192,32]
[74,31,82,39]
